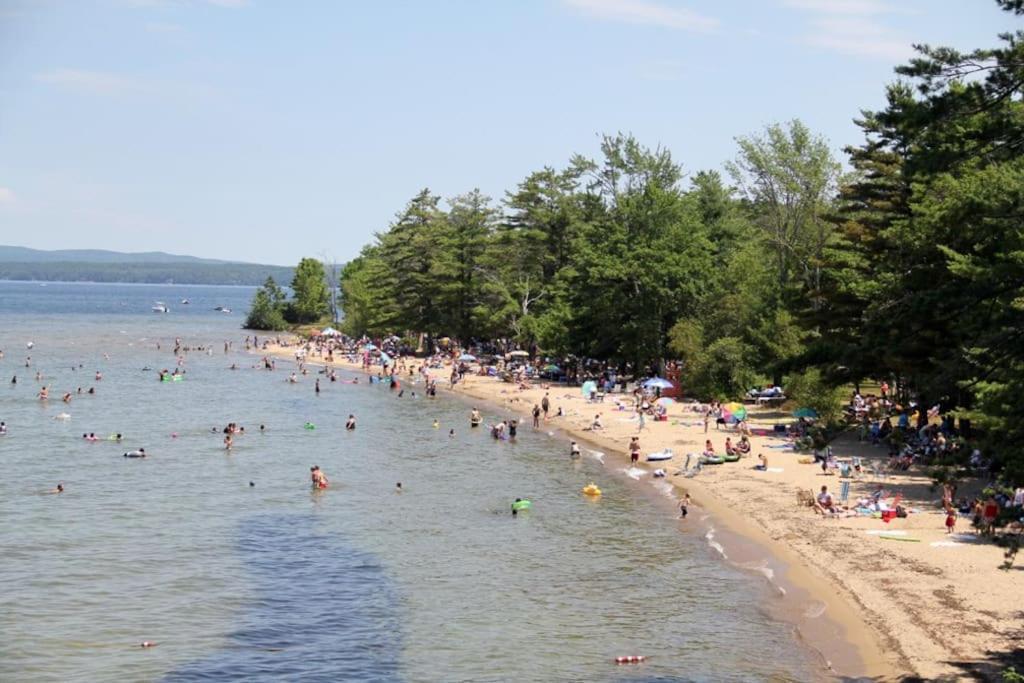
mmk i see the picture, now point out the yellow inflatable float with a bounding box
[582,483,602,496]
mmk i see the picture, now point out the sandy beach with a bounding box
[264,342,1021,681]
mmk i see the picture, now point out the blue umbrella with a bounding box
[362,343,377,351]
[459,353,477,362]
[643,377,673,390]
[793,407,819,419]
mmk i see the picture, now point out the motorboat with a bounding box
[152,302,169,313]
[181,298,190,305]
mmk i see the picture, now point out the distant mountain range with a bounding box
[0,245,294,286]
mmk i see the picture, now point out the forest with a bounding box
[332,1,1023,481]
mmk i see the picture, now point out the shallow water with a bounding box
[0,282,825,682]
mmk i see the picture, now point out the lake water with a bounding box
[0,281,826,682]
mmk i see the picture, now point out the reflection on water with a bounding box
[165,514,401,682]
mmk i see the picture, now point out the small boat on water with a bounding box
[181,298,190,305]
[214,306,231,313]
[152,302,169,313]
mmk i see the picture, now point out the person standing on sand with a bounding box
[703,408,710,434]
[541,393,550,421]
[532,404,541,428]
[629,436,641,465]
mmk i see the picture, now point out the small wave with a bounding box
[587,450,605,462]
[803,601,827,619]
[623,467,645,480]
[651,480,675,498]
[704,528,728,558]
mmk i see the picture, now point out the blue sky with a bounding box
[0,0,1014,265]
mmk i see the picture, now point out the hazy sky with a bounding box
[0,0,1014,265]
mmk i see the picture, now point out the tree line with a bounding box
[336,0,1023,481]
[0,261,294,286]
[245,257,332,330]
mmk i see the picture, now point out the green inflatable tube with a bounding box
[700,455,725,465]
[722,454,740,463]
[511,499,531,511]
[304,423,316,430]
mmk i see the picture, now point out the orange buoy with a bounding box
[615,655,645,664]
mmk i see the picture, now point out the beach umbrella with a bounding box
[459,353,477,362]
[321,327,340,336]
[643,377,673,390]
[581,380,597,397]
[722,402,747,421]
[508,350,529,358]
[656,397,676,406]
[363,343,377,351]
[793,407,819,419]
[543,364,561,373]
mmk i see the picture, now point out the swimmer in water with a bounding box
[432,419,439,429]
[47,483,64,494]
[570,441,581,458]
[259,424,266,433]
[449,429,455,437]
[310,465,329,489]
[124,448,147,458]
[395,482,402,493]
[224,434,233,451]
[679,494,690,519]
[345,415,356,430]
[0,421,7,435]
[38,386,49,401]
[511,498,523,517]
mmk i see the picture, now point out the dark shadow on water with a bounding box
[164,514,403,682]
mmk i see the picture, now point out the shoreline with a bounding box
[259,344,909,680]
[447,374,900,681]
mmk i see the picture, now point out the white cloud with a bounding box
[564,0,718,33]
[35,68,142,95]
[782,0,913,61]
[782,0,898,15]
[0,187,15,204]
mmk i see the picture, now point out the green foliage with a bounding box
[244,277,288,331]
[785,369,846,426]
[287,258,330,324]
[684,337,761,401]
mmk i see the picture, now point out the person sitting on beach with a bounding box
[725,438,736,456]
[814,485,835,515]
[589,414,603,431]
[755,453,767,471]
[736,435,751,454]
[702,439,715,457]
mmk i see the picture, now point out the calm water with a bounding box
[0,282,825,682]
